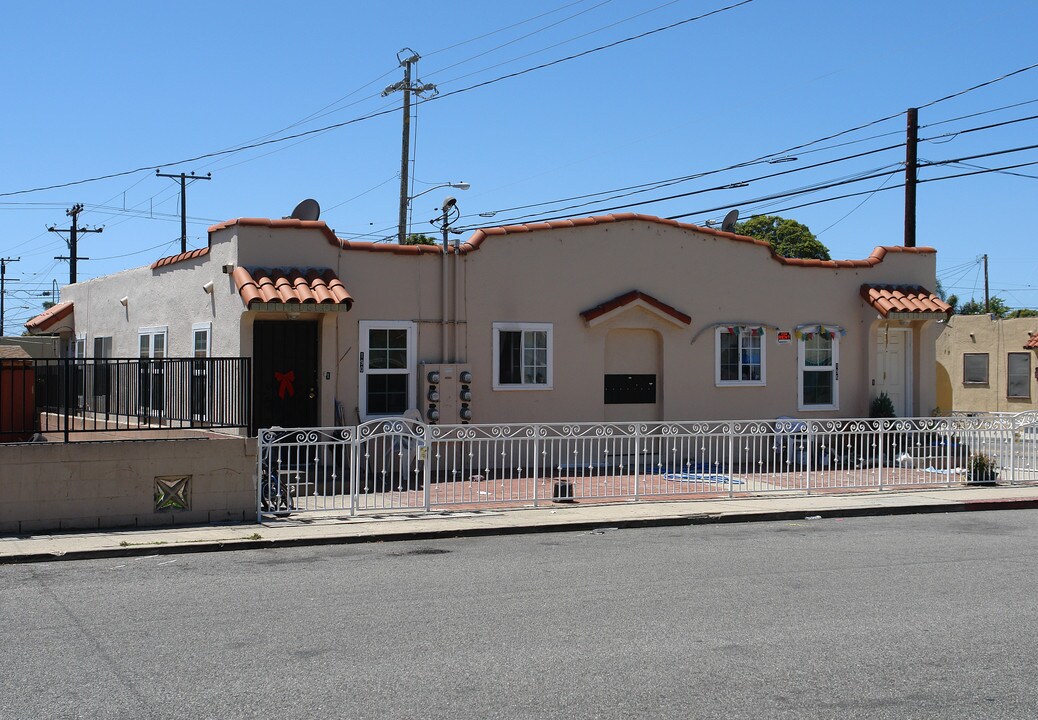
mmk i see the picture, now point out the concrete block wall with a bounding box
[0,437,257,533]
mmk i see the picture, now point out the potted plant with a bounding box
[966,451,999,486]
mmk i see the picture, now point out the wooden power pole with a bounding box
[49,204,102,284]
[904,107,918,248]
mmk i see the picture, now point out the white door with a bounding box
[875,328,911,416]
[138,327,167,418]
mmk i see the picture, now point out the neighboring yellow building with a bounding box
[936,314,1038,414]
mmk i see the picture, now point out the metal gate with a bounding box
[257,418,428,519]
[258,412,1038,521]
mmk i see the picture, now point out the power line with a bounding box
[921,97,1038,129]
[0,1,755,200]
[460,143,906,229]
[731,158,1038,220]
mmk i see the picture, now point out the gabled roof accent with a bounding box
[151,247,209,270]
[860,284,951,318]
[24,301,74,333]
[580,290,691,328]
[232,267,353,309]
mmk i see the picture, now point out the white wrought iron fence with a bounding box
[257,412,1038,520]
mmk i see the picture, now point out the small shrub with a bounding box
[967,452,998,484]
[869,392,896,418]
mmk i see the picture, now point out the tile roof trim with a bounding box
[232,266,353,309]
[860,284,952,318]
[580,290,692,327]
[181,213,939,267]
[24,301,74,332]
[458,213,938,267]
[151,247,210,270]
[208,217,344,250]
[1023,334,1038,350]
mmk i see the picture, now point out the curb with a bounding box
[4,496,1038,566]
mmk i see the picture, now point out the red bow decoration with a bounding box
[274,370,295,400]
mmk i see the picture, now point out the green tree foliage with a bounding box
[1007,308,1038,318]
[732,215,831,260]
[936,280,959,314]
[403,233,437,246]
[957,296,1010,318]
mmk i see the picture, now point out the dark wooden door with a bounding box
[253,320,319,430]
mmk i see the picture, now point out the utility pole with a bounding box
[49,203,102,285]
[0,257,20,336]
[983,253,990,314]
[904,107,918,248]
[382,48,437,244]
[156,170,212,253]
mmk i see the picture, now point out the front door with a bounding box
[253,320,319,430]
[875,327,912,416]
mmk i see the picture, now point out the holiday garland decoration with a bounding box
[723,325,765,337]
[794,324,846,341]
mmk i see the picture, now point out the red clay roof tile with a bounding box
[151,247,210,270]
[232,267,353,309]
[457,213,938,266]
[860,284,951,318]
[192,213,941,270]
[24,301,73,332]
[580,290,691,326]
[1025,334,1038,350]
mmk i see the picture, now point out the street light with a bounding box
[402,181,469,243]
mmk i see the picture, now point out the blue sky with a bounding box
[3,0,1037,328]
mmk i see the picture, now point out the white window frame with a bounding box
[192,322,212,358]
[138,326,168,359]
[798,333,839,411]
[492,322,553,391]
[715,326,766,387]
[72,333,87,359]
[359,320,417,419]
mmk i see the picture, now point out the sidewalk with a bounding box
[3,485,1038,564]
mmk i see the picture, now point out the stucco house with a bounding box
[936,313,1038,414]
[26,212,951,429]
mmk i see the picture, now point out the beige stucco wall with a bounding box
[936,314,1038,413]
[0,437,256,533]
[60,232,241,357]
[57,218,944,426]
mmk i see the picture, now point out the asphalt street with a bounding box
[2,510,1037,719]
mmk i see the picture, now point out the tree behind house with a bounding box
[732,215,831,260]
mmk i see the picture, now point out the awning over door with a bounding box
[860,284,951,320]
[233,267,353,312]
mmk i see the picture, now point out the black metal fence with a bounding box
[0,357,252,442]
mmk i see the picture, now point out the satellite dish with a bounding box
[289,198,321,222]
[721,209,740,233]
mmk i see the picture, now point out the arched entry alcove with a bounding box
[604,328,662,422]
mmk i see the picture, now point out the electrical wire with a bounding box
[0,1,755,199]
[426,0,618,77]
[424,0,604,57]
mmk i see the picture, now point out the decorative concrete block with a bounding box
[154,475,191,512]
